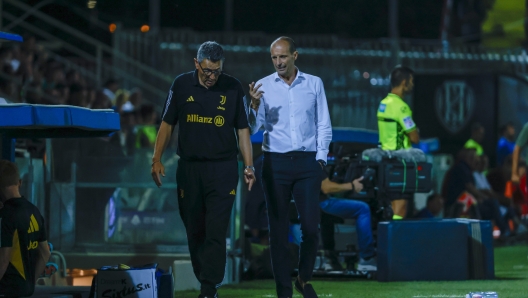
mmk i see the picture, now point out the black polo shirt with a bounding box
[0,197,47,297]
[162,70,249,161]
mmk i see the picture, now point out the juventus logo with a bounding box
[220,95,226,105]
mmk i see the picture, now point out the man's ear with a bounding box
[18,179,22,188]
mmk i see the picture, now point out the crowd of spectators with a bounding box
[440,122,528,238]
[0,35,161,156]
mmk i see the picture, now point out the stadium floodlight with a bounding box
[141,25,150,33]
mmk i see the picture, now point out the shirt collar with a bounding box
[4,197,24,205]
[193,69,201,86]
[388,93,404,101]
[274,67,304,83]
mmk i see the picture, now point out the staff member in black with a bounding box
[0,160,50,297]
[151,41,255,298]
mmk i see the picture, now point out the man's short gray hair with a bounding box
[197,41,225,63]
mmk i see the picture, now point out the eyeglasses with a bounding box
[198,63,222,77]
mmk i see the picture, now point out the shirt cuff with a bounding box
[316,151,327,163]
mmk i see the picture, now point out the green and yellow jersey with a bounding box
[377,93,416,150]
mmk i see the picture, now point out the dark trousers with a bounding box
[479,198,509,235]
[176,159,238,296]
[262,152,321,298]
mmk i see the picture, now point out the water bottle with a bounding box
[466,292,498,298]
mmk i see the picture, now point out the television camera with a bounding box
[330,148,433,221]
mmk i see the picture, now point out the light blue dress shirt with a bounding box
[249,69,332,162]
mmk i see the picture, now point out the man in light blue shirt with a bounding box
[248,36,332,298]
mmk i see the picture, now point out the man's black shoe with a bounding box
[302,284,318,298]
[198,294,218,298]
[294,278,318,298]
[294,278,303,295]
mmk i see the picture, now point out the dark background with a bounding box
[413,74,498,163]
[22,0,445,39]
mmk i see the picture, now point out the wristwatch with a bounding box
[317,159,327,167]
[244,165,256,172]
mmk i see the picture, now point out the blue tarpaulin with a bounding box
[0,104,120,138]
[0,104,120,161]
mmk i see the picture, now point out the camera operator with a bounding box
[319,170,377,271]
[377,66,420,219]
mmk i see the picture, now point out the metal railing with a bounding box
[116,29,528,129]
[2,0,170,105]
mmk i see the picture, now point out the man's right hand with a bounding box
[511,173,520,184]
[353,176,364,193]
[151,161,165,187]
[249,82,264,111]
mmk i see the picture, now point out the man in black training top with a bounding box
[151,41,256,298]
[0,160,50,297]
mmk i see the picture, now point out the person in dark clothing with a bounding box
[496,123,516,167]
[415,194,444,219]
[151,41,255,298]
[0,160,50,297]
[443,148,510,235]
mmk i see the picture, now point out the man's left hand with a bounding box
[244,168,256,191]
[352,176,364,193]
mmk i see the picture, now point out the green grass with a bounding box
[177,245,528,298]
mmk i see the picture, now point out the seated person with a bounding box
[319,170,376,271]
[415,194,444,219]
[318,211,345,271]
[474,155,528,234]
[444,148,510,236]
[0,160,50,297]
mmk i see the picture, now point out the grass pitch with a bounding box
[177,245,528,298]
